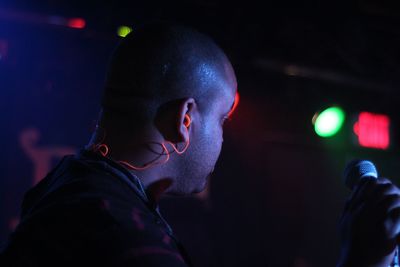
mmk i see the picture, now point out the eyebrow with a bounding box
[227,91,240,118]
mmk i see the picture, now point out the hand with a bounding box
[337,177,400,267]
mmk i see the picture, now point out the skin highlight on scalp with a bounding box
[101,23,232,123]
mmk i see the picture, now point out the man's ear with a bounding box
[176,98,195,143]
[154,98,196,143]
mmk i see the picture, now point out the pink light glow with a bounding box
[67,18,86,29]
[353,112,390,150]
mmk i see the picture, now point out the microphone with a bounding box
[344,159,378,190]
[343,159,399,267]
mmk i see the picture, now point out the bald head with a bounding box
[91,23,238,195]
[101,23,236,125]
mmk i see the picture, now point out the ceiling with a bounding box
[1,0,400,97]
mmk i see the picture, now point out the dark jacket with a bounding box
[0,148,192,267]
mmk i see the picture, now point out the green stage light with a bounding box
[117,26,132,37]
[313,107,345,137]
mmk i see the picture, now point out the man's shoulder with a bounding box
[3,152,191,267]
[3,197,187,267]
[7,173,186,267]
[19,151,151,226]
[33,152,143,200]
[12,152,166,250]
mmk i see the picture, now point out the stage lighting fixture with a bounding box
[117,26,132,37]
[67,18,86,29]
[313,107,345,137]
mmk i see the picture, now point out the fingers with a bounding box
[371,183,400,205]
[346,177,379,212]
[372,178,400,205]
[385,208,400,239]
[347,178,399,213]
[339,177,400,266]
[378,195,400,215]
[346,177,400,237]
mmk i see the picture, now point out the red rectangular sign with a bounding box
[353,112,390,150]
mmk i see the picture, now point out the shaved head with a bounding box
[92,22,237,195]
[101,22,235,125]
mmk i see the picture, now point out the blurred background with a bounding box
[1,0,400,266]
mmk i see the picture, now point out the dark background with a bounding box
[1,1,400,266]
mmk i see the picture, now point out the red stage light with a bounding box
[67,18,86,29]
[353,112,390,150]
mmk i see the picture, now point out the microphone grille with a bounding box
[344,160,378,190]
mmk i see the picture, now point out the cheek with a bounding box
[192,115,224,164]
[201,121,223,160]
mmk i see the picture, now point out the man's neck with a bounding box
[144,178,173,206]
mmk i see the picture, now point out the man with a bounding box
[1,22,400,267]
